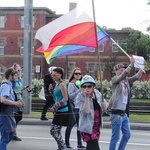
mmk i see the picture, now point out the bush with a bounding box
[31,78,150,99]
[31,78,44,96]
[131,80,150,99]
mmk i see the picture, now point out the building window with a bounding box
[121,40,127,51]
[20,16,35,28]
[0,40,5,55]
[20,39,24,55]
[89,44,104,53]
[98,44,104,52]
[20,39,34,55]
[0,16,5,28]
[97,64,104,72]
[68,63,75,76]
[87,63,95,78]
[112,40,119,52]
[0,66,4,77]
[89,48,95,52]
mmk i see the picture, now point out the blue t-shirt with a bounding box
[13,77,23,100]
[0,80,16,133]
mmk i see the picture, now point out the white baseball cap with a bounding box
[48,66,56,74]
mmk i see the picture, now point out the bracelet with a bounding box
[56,100,64,107]
[128,64,132,69]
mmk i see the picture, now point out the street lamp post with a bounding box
[23,0,33,114]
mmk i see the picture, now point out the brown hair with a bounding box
[68,67,82,82]
[5,68,17,79]
[53,67,64,79]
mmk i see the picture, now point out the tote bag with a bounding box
[39,87,46,100]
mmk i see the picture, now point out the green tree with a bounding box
[120,28,150,71]
[121,28,141,53]
[136,34,150,61]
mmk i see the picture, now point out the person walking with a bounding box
[76,75,108,150]
[65,67,85,149]
[50,67,69,150]
[11,63,24,141]
[0,68,24,150]
[0,75,2,84]
[40,66,56,120]
[109,57,146,150]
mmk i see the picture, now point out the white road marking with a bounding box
[20,136,150,147]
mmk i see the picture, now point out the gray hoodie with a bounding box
[76,89,104,134]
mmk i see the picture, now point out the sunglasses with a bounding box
[82,85,93,89]
[74,73,81,75]
[17,70,22,72]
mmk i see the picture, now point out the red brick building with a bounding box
[0,7,134,80]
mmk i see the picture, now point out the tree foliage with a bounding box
[120,28,150,71]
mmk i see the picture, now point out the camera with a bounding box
[22,86,32,93]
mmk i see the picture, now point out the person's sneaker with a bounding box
[40,117,48,120]
[66,145,74,149]
[12,136,22,141]
[77,145,86,149]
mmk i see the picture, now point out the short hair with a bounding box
[113,64,127,71]
[5,68,17,79]
[53,67,64,79]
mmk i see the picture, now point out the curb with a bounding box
[19,118,150,131]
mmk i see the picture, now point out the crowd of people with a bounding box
[0,56,147,150]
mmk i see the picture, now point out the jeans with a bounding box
[65,108,82,146]
[0,123,14,150]
[109,114,131,150]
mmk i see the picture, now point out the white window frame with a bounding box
[0,16,5,28]
[0,40,5,55]
[112,40,119,52]
[87,63,95,78]
[68,63,75,77]
[20,39,34,55]
[21,16,35,28]
[98,44,104,52]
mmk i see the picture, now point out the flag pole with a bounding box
[110,38,145,73]
[91,0,104,101]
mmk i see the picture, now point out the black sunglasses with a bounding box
[74,73,81,75]
[82,85,92,89]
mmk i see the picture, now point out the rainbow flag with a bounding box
[35,0,110,64]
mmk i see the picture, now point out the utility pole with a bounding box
[23,0,33,114]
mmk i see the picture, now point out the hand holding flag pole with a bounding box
[110,38,146,73]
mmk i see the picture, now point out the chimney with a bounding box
[69,2,77,11]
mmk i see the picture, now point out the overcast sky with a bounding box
[0,0,150,34]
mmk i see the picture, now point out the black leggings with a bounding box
[86,139,100,150]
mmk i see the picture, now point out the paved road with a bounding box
[7,124,150,150]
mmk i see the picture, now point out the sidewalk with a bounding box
[19,118,150,131]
